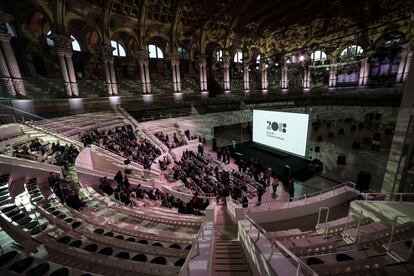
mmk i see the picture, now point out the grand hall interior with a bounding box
[0,0,413,275]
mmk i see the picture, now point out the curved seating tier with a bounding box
[0,249,97,276]
[86,186,203,227]
[29,178,197,246]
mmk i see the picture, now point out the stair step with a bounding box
[215,244,240,248]
[215,249,242,254]
[214,264,250,271]
[215,240,239,245]
[214,258,246,264]
[213,272,251,276]
[214,253,243,258]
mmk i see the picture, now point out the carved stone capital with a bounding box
[0,30,11,43]
[223,55,230,67]
[169,52,180,65]
[56,47,72,57]
[199,54,207,66]
[136,50,149,64]
[98,44,115,62]
[49,33,73,50]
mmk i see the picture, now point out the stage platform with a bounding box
[230,141,313,181]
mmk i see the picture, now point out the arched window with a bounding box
[256,54,261,63]
[111,40,126,57]
[311,50,327,62]
[5,23,17,38]
[178,46,187,59]
[46,32,81,52]
[148,44,164,59]
[215,49,223,61]
[340,45,363,58]
[71,35,81,52]
[233,51,243,63]
[46,31,54,46]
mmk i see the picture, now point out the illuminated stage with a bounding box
[230,141,313,181]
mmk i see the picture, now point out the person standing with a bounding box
[256,185,264,206]
[225,148,231,164]
[272,176,279,195]
[114,170,123,186]
[217,148,222,160]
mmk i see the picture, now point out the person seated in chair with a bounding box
[66,190,86,211]
[99,177,114,196]
[242,196,249,208]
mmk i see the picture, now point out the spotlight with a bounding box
[299,55,305,62]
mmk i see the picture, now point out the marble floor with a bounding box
[308,123,393,192]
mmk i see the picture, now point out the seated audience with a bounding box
[80,125,161,169]
[154,131,186,149]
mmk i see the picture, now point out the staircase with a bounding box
[212,205,252,276]
[213,240,252,276]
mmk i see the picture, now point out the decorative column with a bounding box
[223,54,230,90]
[281,63,288,89]
[243,63,250,90]
[329,61,337,88]
[50,33,79,96]
[100,44,118,95]
[261,61,268,90]
[108,58,118,94]
[199,54,207,91]
[382,60,414,193]
[396,50,408,83]
[65,54,79,95]
[137,50,151,93]
[403,52,413,83]
[303,66,311,89]
[170,52,181,92]
[0,39,15,96]
[0,28,26,96]
[358,58,369,87]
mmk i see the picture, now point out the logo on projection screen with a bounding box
[266,121,287,133]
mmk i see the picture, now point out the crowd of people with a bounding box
[48,172,86,211]
[172,150,263,205]
[154,131,186,149]
[80,125,161,169]
[13,139,79,169]
[97,170,208,215]
[216,147,231,164]
[158,155,171,170]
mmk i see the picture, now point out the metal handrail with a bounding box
[242,181,357,211]
[243,215,318,276]
[360,192,414,203]
[389,215,411,244]
[316,207,330,236]
[179,220,209,275]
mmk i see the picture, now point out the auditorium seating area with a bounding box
[1,109,414,275]
[33,112,126,140]
[0,160,202,275]
[241,198,414,276]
